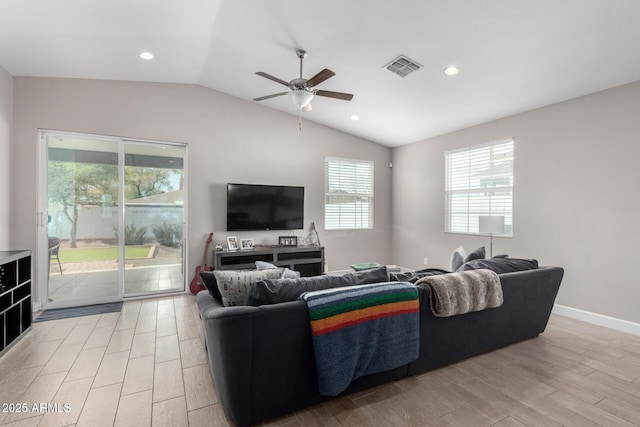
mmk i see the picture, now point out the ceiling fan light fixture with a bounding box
[139,51,154,60]
[290,89,314,109]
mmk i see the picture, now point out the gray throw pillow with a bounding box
[464,246,486,263]
[245,266,390,306]
[450,246,466,272]
[255,260,300,279]
[213,268,285,306]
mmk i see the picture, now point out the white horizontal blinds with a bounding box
[445,139,514,235]
[325,157,374,230]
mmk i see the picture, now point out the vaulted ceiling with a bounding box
[2,1,640,147]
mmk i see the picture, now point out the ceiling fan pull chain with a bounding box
[299,110,303,131]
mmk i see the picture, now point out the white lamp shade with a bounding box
[290,90,314,109]
[479,215,505,234]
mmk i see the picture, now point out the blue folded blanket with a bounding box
[299,282,419,396]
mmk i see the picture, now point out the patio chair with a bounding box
[48,237,62,275]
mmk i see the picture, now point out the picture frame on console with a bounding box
[227,236,238,251]
[241,238,254,250]
[279,236,298,247]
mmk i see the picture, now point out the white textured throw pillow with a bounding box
[450,245,466,272]
[213,268,285,306]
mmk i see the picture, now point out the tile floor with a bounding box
[47,265,184,303]
[0,294,224,427]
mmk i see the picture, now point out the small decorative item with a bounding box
[227,236,238,251]
[241,238,254,250]
[279,236,298,247]
[214,244,223,251]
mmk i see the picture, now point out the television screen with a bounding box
[227,183,304,231]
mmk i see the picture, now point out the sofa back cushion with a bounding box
[246,266,390,306]
[457,258,538,274]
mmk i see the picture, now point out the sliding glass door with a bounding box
[45,135,121,306]
[40,131,187,308]
[123,142,185,296]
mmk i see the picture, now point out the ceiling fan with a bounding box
[253,49,353,112]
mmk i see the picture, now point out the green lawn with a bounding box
[58,246,152,262]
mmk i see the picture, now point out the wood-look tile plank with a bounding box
[546,390,637,427]
[0,372,66,424]
[115,389,153,427]
[176,319,201,341]
[130,331,156,359]
[76,383,122,427]
[491,416,527,427]
[38,377,93,427]
[66,346,106,381]
[153,359,184,403]
[21,339,64,368]
[0,366,42,404]
[135,314,157,334]
[187,404,229,427]
[183,364,218,411]
[152,395,188,427]
[122,355,155,396]
[155,316,177,338]
[42,318,80,341]
[95,312,121,329]
[114,313,139,331]
[154,334,180,363]
[39,342,84,375]
[0,416,44,427]
[595,397,640,425]
[178,337,207,368]
[106,328,135,354]
[61,324,96,346]
[83,326,116,349]
[93,350,129,388]
[456,377,562,427]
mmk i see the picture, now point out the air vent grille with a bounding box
[383,55,423,78]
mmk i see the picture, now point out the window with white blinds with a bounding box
[325,157,374,230]
[445,139,514,236]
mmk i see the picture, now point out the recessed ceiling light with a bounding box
[350,115,360,121]
[443,66,459,76]
[139,52,154,60]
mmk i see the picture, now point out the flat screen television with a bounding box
[226,183,304,231]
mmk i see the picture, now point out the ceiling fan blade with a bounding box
[253,92,289,101]
[315,90,354,101]
[255,72,291,88]
[306,69,335,87]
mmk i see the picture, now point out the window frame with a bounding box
[444,138,514,237]
[324,156,374,231]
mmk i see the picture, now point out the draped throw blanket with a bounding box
[415,269,503,317]
[299,282,419,396]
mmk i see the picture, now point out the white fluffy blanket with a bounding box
[415,269,503,317]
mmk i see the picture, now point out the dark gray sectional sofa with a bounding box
[196,265,564,427]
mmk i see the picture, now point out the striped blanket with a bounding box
[299,282,419,396]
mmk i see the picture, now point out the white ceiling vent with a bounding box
[383,55,423,77]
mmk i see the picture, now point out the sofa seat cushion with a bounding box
[245,266,390,306]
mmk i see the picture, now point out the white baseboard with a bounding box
[553,304,640,336]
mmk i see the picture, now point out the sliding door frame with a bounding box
[36,129,189,310]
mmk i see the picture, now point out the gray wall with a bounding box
[391,81,640,324]
[13,77,392,305]
[0,66,12,249]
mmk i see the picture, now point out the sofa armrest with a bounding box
[196,292,327,427]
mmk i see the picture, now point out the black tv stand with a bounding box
[213,246,324,277]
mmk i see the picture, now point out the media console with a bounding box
[214,246,324,277]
